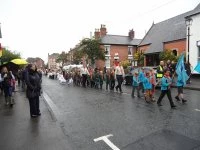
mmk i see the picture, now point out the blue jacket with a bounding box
[160,76,170,91]
[138,71,145,83]
[143,77,152,90]
[132,76,139,86]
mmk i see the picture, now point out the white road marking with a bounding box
[195,109,200,112]
[94,134,120,150]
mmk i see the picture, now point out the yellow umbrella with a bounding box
[11,58,28,65]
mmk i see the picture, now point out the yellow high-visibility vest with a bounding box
[157,66,163,78]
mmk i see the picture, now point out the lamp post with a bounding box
[185,18,192,64]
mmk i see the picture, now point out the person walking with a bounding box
[1,67,15,106]
[143,71,153,103]
[131,72,140,98]
[26,64,42,118]
[81,64,90,87]
[110,69,115,91]
[157,70,177,109]
[156,61,164,83]
[175,75,187,103]
[138,67,145,97]
[115,62,125,93]
[105,69,111,90]
[150,68,156,101]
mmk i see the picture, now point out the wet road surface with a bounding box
[42,77,200,150]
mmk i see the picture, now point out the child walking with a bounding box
[105,69,111,90]
[143,72,153,103]
[132,72,140,98]
[157,70,177,109]
[175,75,187,103]
[150,69,156,102]
[110,69,115,90]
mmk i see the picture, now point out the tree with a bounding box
[159,49,178,62]
[56,51,68,67]
[0,48,21,64]
[134,51,144,66]
[73,49,84,64]
[80,38,105,65]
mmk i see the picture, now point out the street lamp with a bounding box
[185,18,193,64]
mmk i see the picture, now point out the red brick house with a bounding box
[94,25,141,69]
[138,12,189,66]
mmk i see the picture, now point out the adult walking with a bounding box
[156,60,164,84]
[81,64,90,87]
[26,64,42,118]
[115,62,125,93]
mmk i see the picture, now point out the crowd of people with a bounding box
[0,64,42,118]
[47,59,191,109]
[0,58,191,118]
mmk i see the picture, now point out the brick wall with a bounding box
[164,39,186,55]
[95,44,137,69]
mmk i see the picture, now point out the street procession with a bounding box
[1,1,200,150]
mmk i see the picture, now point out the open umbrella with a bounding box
[11,58,28,65]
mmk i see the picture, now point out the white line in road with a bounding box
[94,134,120,150]
[195,109,200,112]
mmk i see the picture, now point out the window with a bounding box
[172,49,178,56]
[104,45,110,55]
[128,46,133,55]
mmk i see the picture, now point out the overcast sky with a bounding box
[0,0,199,63]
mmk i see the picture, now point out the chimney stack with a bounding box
[128,29,135,40]
[100,24,107,37]
[94,28,100,39]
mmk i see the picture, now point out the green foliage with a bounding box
[121,60,131,69]
[56,51,68,67]
[159,49,178,62]
[80,38,105,65]
[0,48,21,64]
[73,49,84,64]
[134,51,144,66]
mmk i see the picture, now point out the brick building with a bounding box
[138,4,200,67]
[48,53,59,70]
[26,57,45,69]
[95,25,141,69]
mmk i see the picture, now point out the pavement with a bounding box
[0,76,200,150]
[0,87,74,150]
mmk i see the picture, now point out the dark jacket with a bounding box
[1,72,13,88]
[26,69,41,99]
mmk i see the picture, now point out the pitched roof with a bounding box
[139,3,200,54]
[186,3,200,18]
[100,35,141,46]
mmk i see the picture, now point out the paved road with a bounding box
[42,77,200,150]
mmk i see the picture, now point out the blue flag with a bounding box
[176,54,189,86]
[194,62,200,73]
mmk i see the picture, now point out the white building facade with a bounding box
[186,4,200,74]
